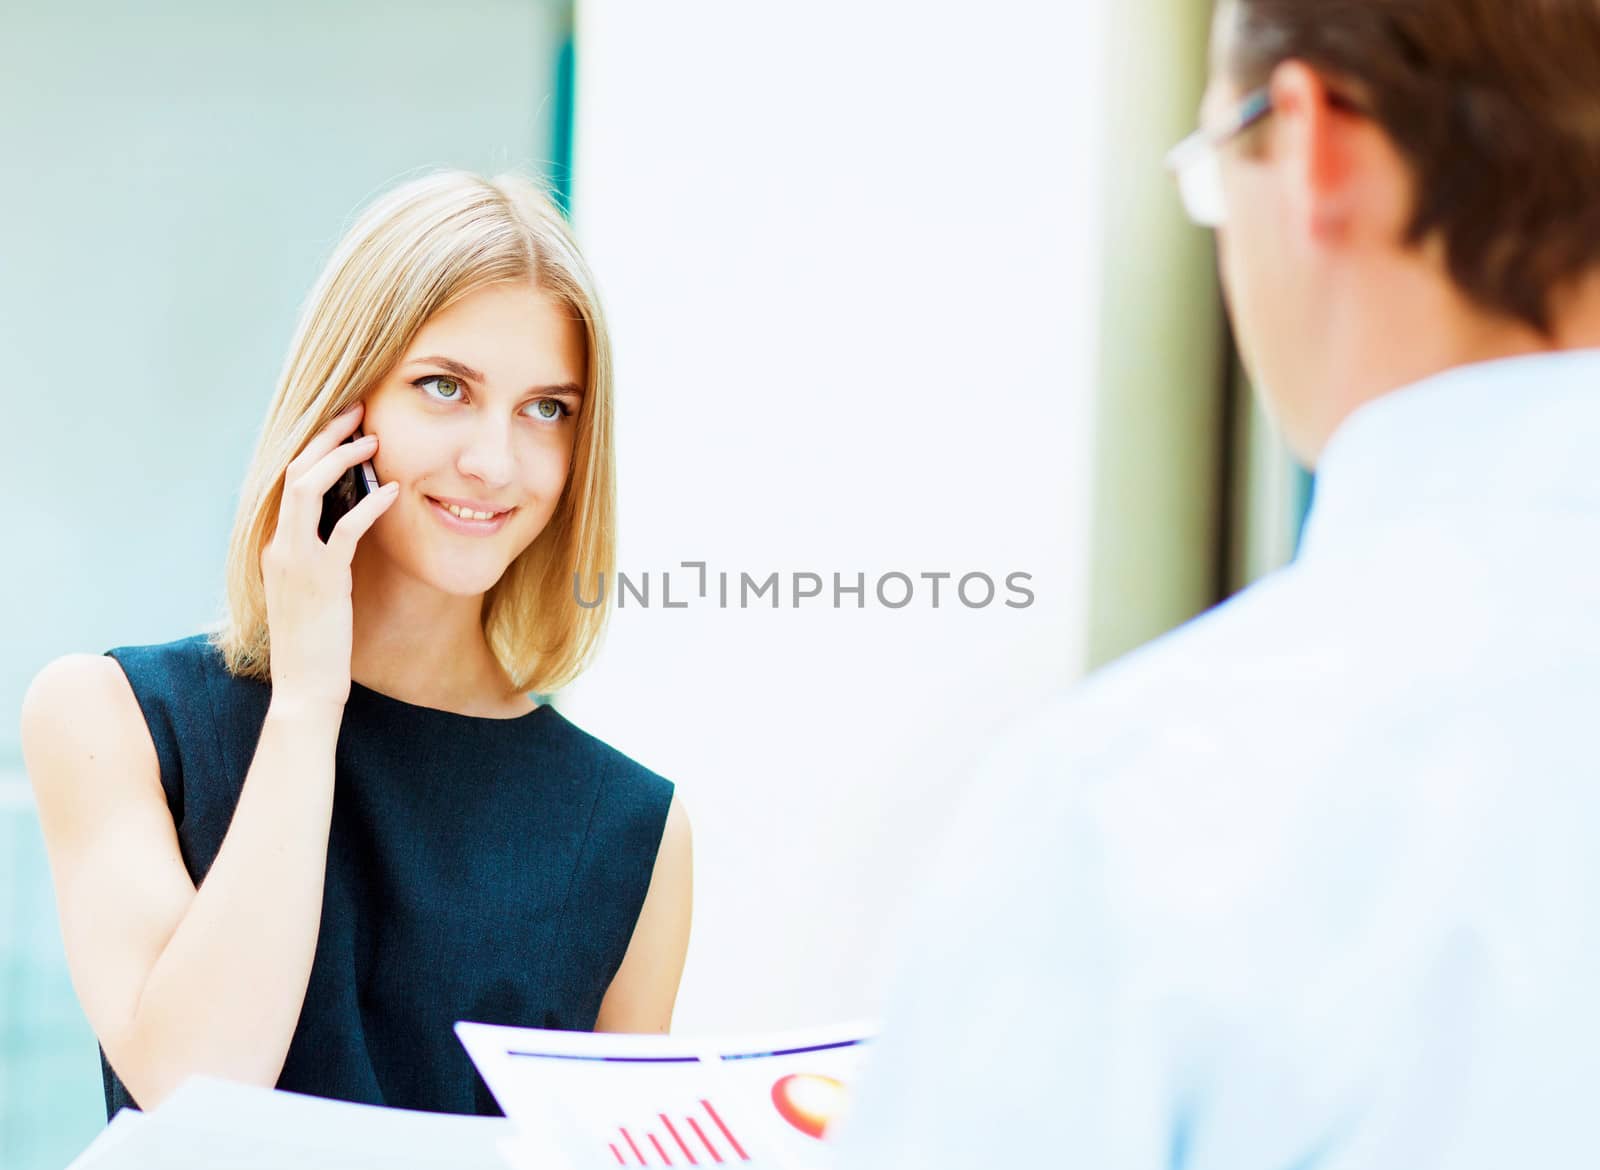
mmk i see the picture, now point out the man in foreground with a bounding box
[841,1,1600,1165]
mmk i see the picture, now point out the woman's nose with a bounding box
[456,418,516,488]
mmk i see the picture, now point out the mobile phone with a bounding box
[318,429,382,543]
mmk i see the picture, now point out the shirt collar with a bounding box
[1297,349,1600,563]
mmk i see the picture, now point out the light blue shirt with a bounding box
[839,351,1600,1169]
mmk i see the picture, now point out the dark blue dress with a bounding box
[100,633,674,1117]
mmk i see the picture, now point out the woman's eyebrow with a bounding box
[408,354,485,383]
[405,354,584,397]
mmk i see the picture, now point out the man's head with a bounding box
[1187,0,1600,464]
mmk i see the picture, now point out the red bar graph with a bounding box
[660,1114,697,1164]
[685,1117,721,1164]
[701,1099,748,1161]
[608,1099,752,1166]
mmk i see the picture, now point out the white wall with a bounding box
[564,0,1111,1030]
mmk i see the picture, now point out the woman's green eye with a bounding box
[417,375,461,400]
[415,376,567,419]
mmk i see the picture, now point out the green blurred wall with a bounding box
[1083,0,1306,669]
[1083,0,1226,669]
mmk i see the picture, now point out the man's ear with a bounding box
[1268,60,1356,245]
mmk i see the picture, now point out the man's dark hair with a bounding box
[1225,0,1600,334]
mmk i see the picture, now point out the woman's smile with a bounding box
[423,493,518,535]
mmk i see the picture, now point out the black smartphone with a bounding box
[318,430,382,543]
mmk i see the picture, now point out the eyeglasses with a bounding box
[1165,86,1368,227]
[1164,86,1274,228]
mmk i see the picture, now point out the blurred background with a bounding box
[0,1,1307,1165]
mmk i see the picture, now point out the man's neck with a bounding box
[1553,270,1600,348]
[1302,277,1563,466]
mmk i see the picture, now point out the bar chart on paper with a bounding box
[607,1098,750,1166]
[456,1020,874,1170]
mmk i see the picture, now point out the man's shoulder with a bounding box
[958,562,1378,927]
[992,563,1330,774]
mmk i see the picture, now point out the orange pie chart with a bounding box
[771,1073,848,1140]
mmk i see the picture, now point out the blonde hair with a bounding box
[214,170,616,694]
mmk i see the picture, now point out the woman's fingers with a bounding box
[306,434,380,493]
[286,402,365,483]
[325,481,400,562]
[280,433,380,545]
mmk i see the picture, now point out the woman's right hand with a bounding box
[261,401,399,708]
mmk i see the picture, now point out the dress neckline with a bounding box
[347,678,549,724]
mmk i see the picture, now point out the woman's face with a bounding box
[358,280,587,597]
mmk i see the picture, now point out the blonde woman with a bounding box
[20,171,693,1117]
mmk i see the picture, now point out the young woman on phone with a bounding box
[20,171,692,1117]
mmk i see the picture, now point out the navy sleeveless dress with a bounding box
[100,633,674,1118]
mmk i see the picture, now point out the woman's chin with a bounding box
[384,546,513,598]
[426,563,511,597]
[360,525,526,598]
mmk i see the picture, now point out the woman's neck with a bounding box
[347,564,532,717]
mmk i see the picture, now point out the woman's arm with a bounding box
[22,653,346,1110]
[594,794,694,1033]
[23,405,396,1108]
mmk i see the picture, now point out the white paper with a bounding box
[456,1020,875,1170]
[64,1108,147,1170]
[59,1077,514,1170]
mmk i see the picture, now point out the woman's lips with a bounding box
[424,495,516,535]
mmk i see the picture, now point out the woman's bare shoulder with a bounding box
[21,653,158,811]
[23,652,141,726]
